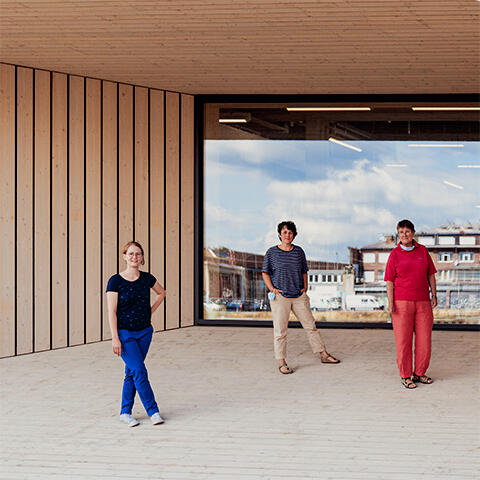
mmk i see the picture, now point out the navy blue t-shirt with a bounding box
[106,271,157,331]
[262,245,308,298]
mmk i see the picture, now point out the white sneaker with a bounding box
[150,412,165,425]
[119,413,140,427]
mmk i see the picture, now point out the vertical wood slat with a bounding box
[16,67,34,354]
[52,72,68,349]
[69,75,85,346]
[118,84,133,264]
[102,80,117,340]
[180,94,195,327]
[149,90,165,331]
[68,76,85,345]
[85,78,101,343]
[0,64,16,357]
[165,92,180,330]
[34,69,51,352]
[134,87,149,250]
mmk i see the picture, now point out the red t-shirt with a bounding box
[384,242,437,301]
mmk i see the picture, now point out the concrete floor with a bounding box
[0,326,478,480]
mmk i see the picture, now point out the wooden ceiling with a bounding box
[1,1,479,94]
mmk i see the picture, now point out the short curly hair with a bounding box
[396,219,415,232]
[277,220,297,239]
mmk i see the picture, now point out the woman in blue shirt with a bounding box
[106,241,166,427]
[262,221,340,374]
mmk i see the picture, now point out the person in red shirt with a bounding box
[384,219,437,389]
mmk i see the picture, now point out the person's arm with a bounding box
[106,292,122,356]
[151,281,166,314]
[301,272,308,293]
[386,281,395,313]
[262,272,282,295]
[429,274,437,308]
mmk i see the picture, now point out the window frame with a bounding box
[195,93,480,331]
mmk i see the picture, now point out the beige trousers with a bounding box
[270,292,326,360]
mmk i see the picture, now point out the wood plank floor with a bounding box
[0,326,478,479]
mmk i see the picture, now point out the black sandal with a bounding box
[412,374,433,384]
[278,363,294,374]
[401,377,417,389]
[320,352,340,364]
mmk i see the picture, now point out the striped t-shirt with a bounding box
[262,245,308,298]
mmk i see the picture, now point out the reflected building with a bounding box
[350,223,480,309]
[204,247,346,303]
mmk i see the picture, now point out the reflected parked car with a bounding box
[203,300,226,312]
[226,299,244,311]
[344,294,384,311]
[243,299,271,312]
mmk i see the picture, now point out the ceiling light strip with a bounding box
[443,180,464,190]
[328,137,362,152]
[408,144,464,148]
[458,165,480,168]
[219,118,247,123]
[412,107,480,111]
[287,107,371,111]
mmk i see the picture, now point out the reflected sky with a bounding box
[205,140,480,263]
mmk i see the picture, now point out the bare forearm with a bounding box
[151,291,166,314]
[302,272,308,292]
[429,274,437,296]
[108,313,119,339]
[262,272,275,292]
[386,281,394,305]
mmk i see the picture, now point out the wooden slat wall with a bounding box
[16,67,34,354]
[102,81,117,341]
[180,94,195,327]
[0,64,16,358]
[52,72,68,349]
[34,69,51,353]
[165,92,180,330]
[0,63,196,358]
[149,90,165,331]
[69,75,85,346]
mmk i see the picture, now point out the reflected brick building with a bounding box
[349,223,480,308]
[204,247,346,302]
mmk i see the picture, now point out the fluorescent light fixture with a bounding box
[443,180,464,190]
[385,164,408,167]
[412,106,480,111]
[476,205,480,209]
[219,118,247,123]
[328,137,362,152]
[287,107,371,111]
[458,165,480,168]
[408,144,464,148]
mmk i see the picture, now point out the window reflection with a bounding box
[203,104,480,325]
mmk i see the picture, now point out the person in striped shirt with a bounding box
[262,221,340,374]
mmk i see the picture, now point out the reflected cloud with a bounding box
[205,140,480,261]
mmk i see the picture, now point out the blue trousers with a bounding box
[118,325,159,416]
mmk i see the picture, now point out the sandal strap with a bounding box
[401,377,416,388]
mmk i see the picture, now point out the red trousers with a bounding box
[391,300,433,378]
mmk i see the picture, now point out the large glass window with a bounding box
[203,101,480,325]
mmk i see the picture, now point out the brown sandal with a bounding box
[401,377,417,389]
[278,363,294,374]
[320,352,340,364]
[412,374,433,384]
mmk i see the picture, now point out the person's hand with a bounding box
[388,303,395,314]
[112,337,122,356]
[431,296,438,309]
[272,288,283,295]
